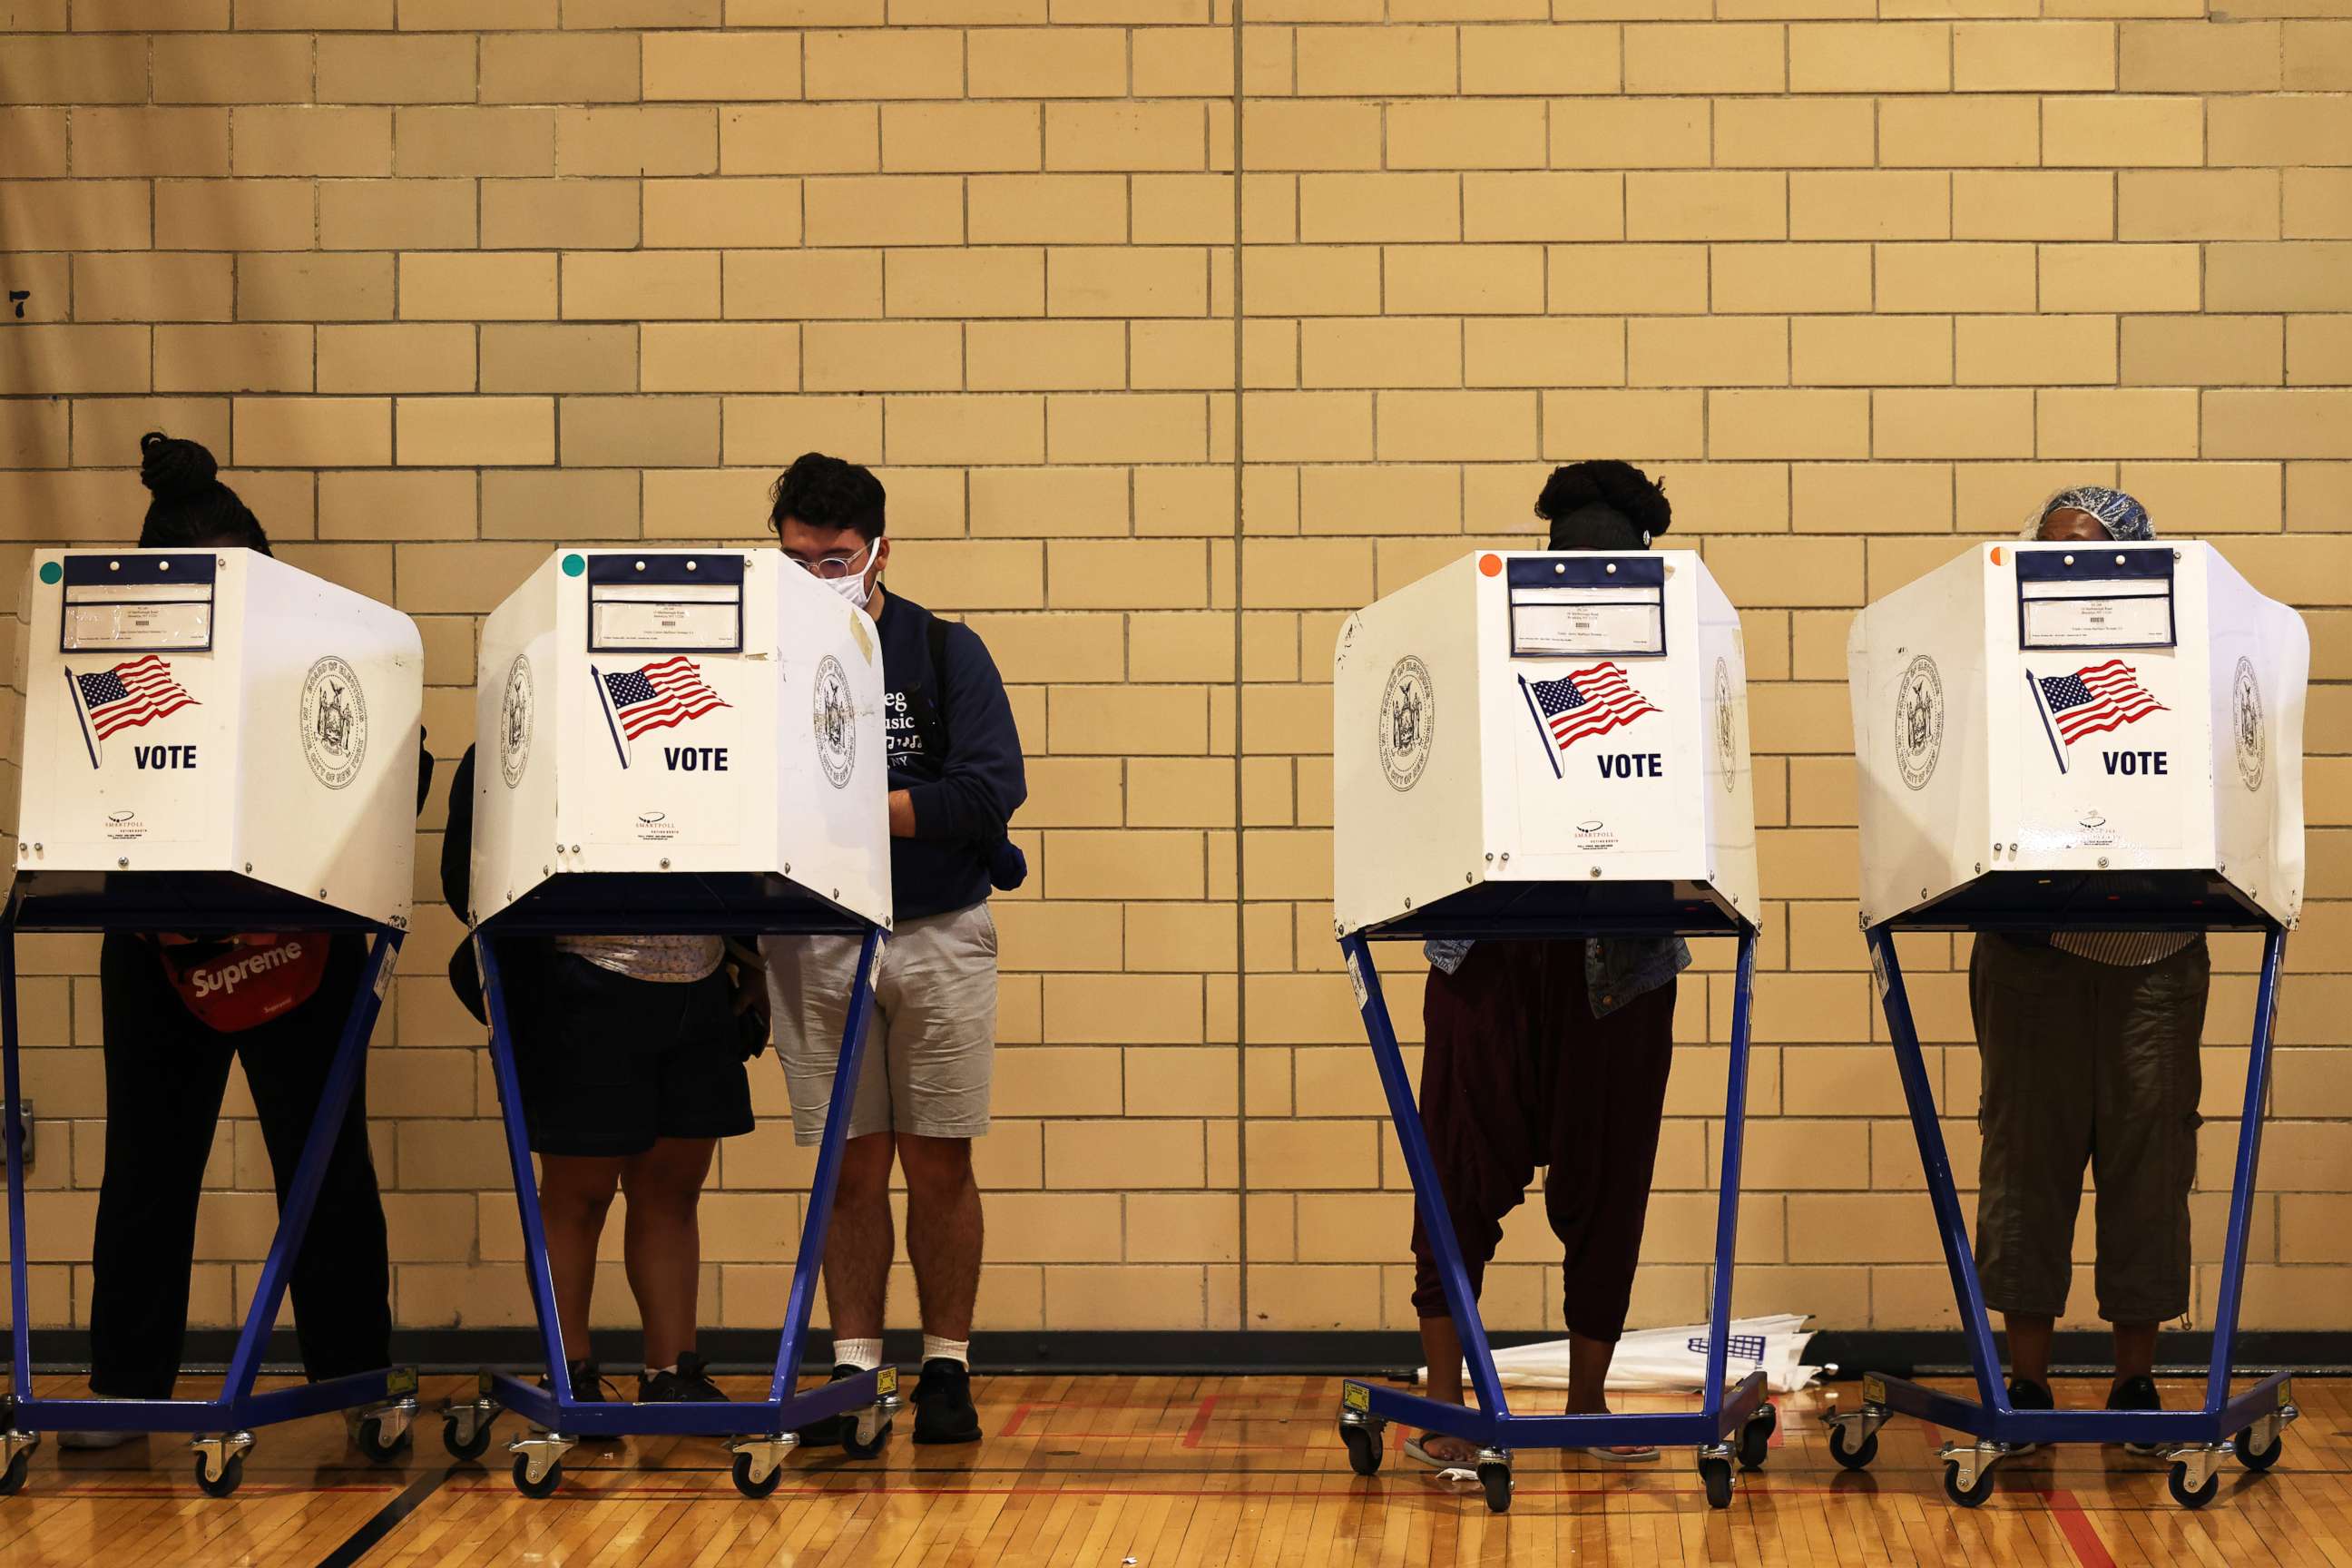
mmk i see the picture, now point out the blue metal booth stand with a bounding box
[438,872,892,1501]
[1,877,414,1499]
[1333,883,1772,1514]
[1820,881,2298,1511]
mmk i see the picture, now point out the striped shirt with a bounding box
[2049,931,2199,967]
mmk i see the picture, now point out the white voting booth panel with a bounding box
[1847,540,2307,930]
[7,548,422,929]
[1332,550,1758,937]
[471,548,890,931]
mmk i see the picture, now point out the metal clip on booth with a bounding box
[3,549,425,1500]
[1328,550,1771,1514]
[444,549,894,1501]
[1828,540,2309,1512]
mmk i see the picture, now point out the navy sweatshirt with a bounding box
[875,588,1027,920]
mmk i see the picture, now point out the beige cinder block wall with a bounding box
[0,4,2344,1343]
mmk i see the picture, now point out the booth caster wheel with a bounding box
[354,1412,412,1465]
[1828,1424,1878,1471]
[730,1450,784,1499]
[1700,1455,1734,1510]
[512,1453,563,1499]
[842,1416,891,1460]
[1737,1404,1776,1471]
[1477,1459,1512,1514]
[0,1450,28,1499]
[443,1415,494,1463]
[194,1454,244,1499]
[2235,1425,2284,1471]
[2170,1461,2220,1509]
[1340,1420,1385,1476]
[1942,1460,1994,1508]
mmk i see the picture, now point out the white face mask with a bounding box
[829,569,872,611]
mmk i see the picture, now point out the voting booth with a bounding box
[2,548,422,1499]
[1328,550,1770,1513]
[1828,540,2308,1510]
[446,548,895,1500]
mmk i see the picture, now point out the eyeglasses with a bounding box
[785,543,872,580]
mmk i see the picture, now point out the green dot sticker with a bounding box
[38,562,61,584]
[561,553,585,577]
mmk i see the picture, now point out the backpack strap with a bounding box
[917,612,954,759]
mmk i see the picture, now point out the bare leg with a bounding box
[538,1154,624,1363]
[824,1132,897,1340]
[1414,1316,1480,1465]
[2005,1311,2055,1387]
[620,1136,718,1369]
[897,1133,982,1340]
[2111,1321,2158,1386]
[1563,1328,1653,1457]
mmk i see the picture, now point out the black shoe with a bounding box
[541,1358,623,1446]
[2005,1376,2053,1455]
[639,1350,727,1403]
[911,1357,981,1446]
[793,1363,867,1447]
[2108,1374,2165,1455]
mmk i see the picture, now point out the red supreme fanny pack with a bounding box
[155,934,331,1034]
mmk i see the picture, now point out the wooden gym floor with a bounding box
[0,1372,2340,1566]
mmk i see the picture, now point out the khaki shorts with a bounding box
[763,901,998,1145]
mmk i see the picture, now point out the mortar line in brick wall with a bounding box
[1230,0,1250,1334]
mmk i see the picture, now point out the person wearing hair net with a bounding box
[1973,485,2205,1452]
[1405,461,1690,1469]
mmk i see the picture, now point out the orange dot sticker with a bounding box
[1478,554,1503,577]
[1990,546,2004,566]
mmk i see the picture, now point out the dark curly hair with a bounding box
[1535,460,1671,552]
[768,452,887,544]
[137,431,270,554]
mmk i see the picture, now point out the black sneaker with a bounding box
[911,1357,981,1446]
[793,1363,867,1448]
[2005,1376,2053,1455]
[639,1350,727,1403]
[540,1358,622,1446]
[2108,1374,2165,1455]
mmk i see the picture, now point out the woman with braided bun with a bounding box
[62,434,422,1450]
[1406,460,1690,1470]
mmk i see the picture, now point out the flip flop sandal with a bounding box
[1403,1434,1482,1477]
[1579,1443,1661,1464]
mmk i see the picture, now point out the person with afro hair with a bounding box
[1404,462,1691,1469]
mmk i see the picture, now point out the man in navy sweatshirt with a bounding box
[760,453,1027,1449]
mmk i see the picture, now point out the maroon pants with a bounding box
[1409,940,1676,1344]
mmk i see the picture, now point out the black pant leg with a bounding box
[234,936,393,1382]
[1545,954,1677,1346]
[89,935,237,1399]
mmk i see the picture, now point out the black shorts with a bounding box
[514,954,755,1158]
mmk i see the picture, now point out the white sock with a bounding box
[834,1337,883,1371]
[922,1335,969,1368]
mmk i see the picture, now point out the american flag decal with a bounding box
[1524,662,1660,755]
[2038,660,2166,745]
[602,656,729,740]
[75,655,197,739]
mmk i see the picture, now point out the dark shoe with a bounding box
[2005,1376,2053,1455]
[541,1359,623,1446]
[2108,1374,2165,1455]
[793,1363,867,1448]
[639,1351,727,1403]
[911,1357,981,1446]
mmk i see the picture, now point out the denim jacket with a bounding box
[1423,936,1691,1019]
